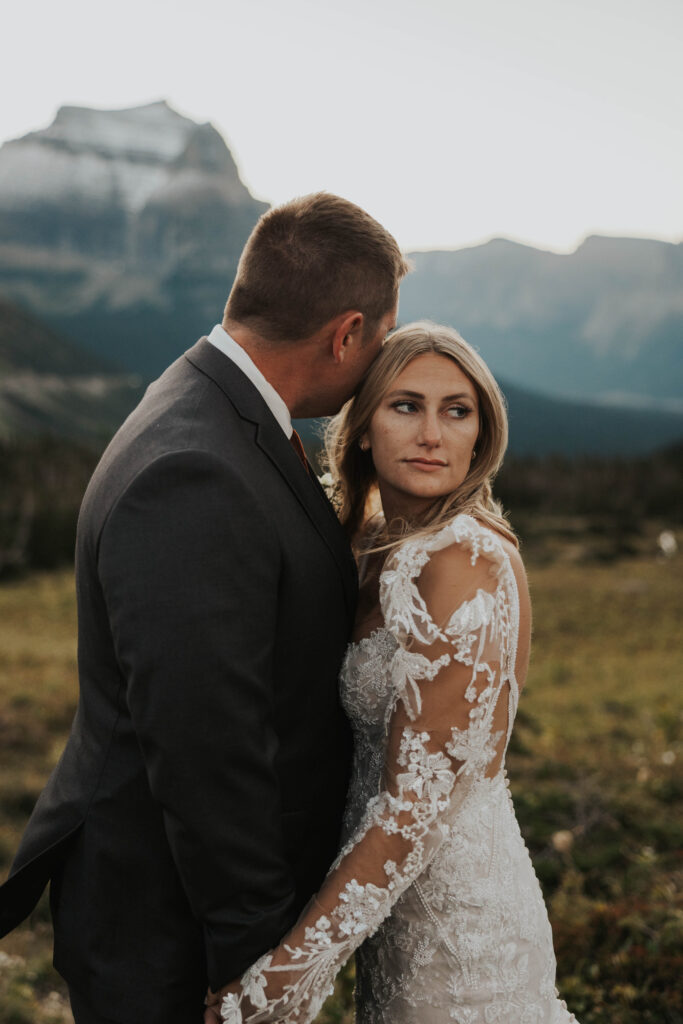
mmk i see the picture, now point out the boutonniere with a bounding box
[318,471,343,511]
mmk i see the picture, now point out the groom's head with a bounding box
[223,193,408,416]
[225,192,407,344]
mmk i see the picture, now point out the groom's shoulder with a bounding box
[78,344,258,529]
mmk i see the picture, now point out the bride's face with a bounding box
[362,353,480,518]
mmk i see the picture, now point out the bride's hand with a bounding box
[204,981,240,1024]
[204,984,226,1024]
[205,946,281,1023]
[204,981,259,1024]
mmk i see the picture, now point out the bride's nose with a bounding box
[418,410,442,447]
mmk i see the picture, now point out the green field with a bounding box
[0,542,681,1024]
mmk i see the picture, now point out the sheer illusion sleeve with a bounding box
[221,516,520,1024]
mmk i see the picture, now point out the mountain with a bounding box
[1,102,680,408]
[0,101,268,376]
[0,300,143,442]
[0,101,681,454]
[399,237,683,408]
[500,379,683,456]
[0,296,116,375]
[1,295,681,455]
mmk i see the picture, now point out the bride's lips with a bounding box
[404,458,448,471]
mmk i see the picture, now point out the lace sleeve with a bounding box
[221,516,519,1024]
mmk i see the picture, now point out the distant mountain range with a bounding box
[399,238,683,409]
[0,101,681,455]
[2,296,681,457]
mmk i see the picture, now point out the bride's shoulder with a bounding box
[391,513,519,579]
[427,515,519,597]
[380,514,522,635]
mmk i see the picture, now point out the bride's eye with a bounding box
[391,400,418,414]
[446,405,470,419]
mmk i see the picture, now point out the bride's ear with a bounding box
[358,435,371,451]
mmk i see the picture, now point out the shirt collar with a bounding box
[206,324,293,438]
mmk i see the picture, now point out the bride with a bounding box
[211,322,579,1024]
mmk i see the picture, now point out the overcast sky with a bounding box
[4,0,682,252]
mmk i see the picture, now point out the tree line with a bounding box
[0,436,681,576]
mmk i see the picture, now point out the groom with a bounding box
[0,193,406,1023]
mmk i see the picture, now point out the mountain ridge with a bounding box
[399,236,683,405]
[0,101,681,446]
[2,296,682,455]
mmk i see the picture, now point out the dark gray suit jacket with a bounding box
[0,339,356,1022]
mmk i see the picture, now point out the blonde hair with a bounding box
[324,321,518,549]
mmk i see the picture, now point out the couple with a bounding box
[0,194,578,1023]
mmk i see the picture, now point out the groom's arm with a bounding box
[98,448,295,989]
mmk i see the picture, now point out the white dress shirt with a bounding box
[206,324,293,439]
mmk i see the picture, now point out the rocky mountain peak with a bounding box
[173,121,240,176]
[0,102,268,332]
[26,100,197,164]
[0,100,255,221]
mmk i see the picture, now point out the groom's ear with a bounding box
[330,311,364,364]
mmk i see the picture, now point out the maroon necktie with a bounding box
[290,428,309,473]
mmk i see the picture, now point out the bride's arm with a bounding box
[217,526,518,1024]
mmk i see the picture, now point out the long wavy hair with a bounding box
[324,321,517,550]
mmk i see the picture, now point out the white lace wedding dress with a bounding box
[222,514,578,1024]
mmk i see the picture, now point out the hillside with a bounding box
[0,301,143,442]
[0,298,115,375]
[501,379,683,456]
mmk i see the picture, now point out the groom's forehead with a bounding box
[385,308,399,340]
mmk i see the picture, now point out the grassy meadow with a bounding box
[0,529,681,1024]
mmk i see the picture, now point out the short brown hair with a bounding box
[224,192,409,341]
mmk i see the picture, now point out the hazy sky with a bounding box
[4,0,682,252]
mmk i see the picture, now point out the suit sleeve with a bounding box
[97,448,295,988]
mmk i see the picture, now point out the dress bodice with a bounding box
[341,627,397,727]
[340,628,398,838]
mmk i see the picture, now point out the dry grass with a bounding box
[1,542,681,1024]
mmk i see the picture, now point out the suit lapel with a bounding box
[185,339,357,617]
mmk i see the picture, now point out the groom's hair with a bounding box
[224,192,409,342]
